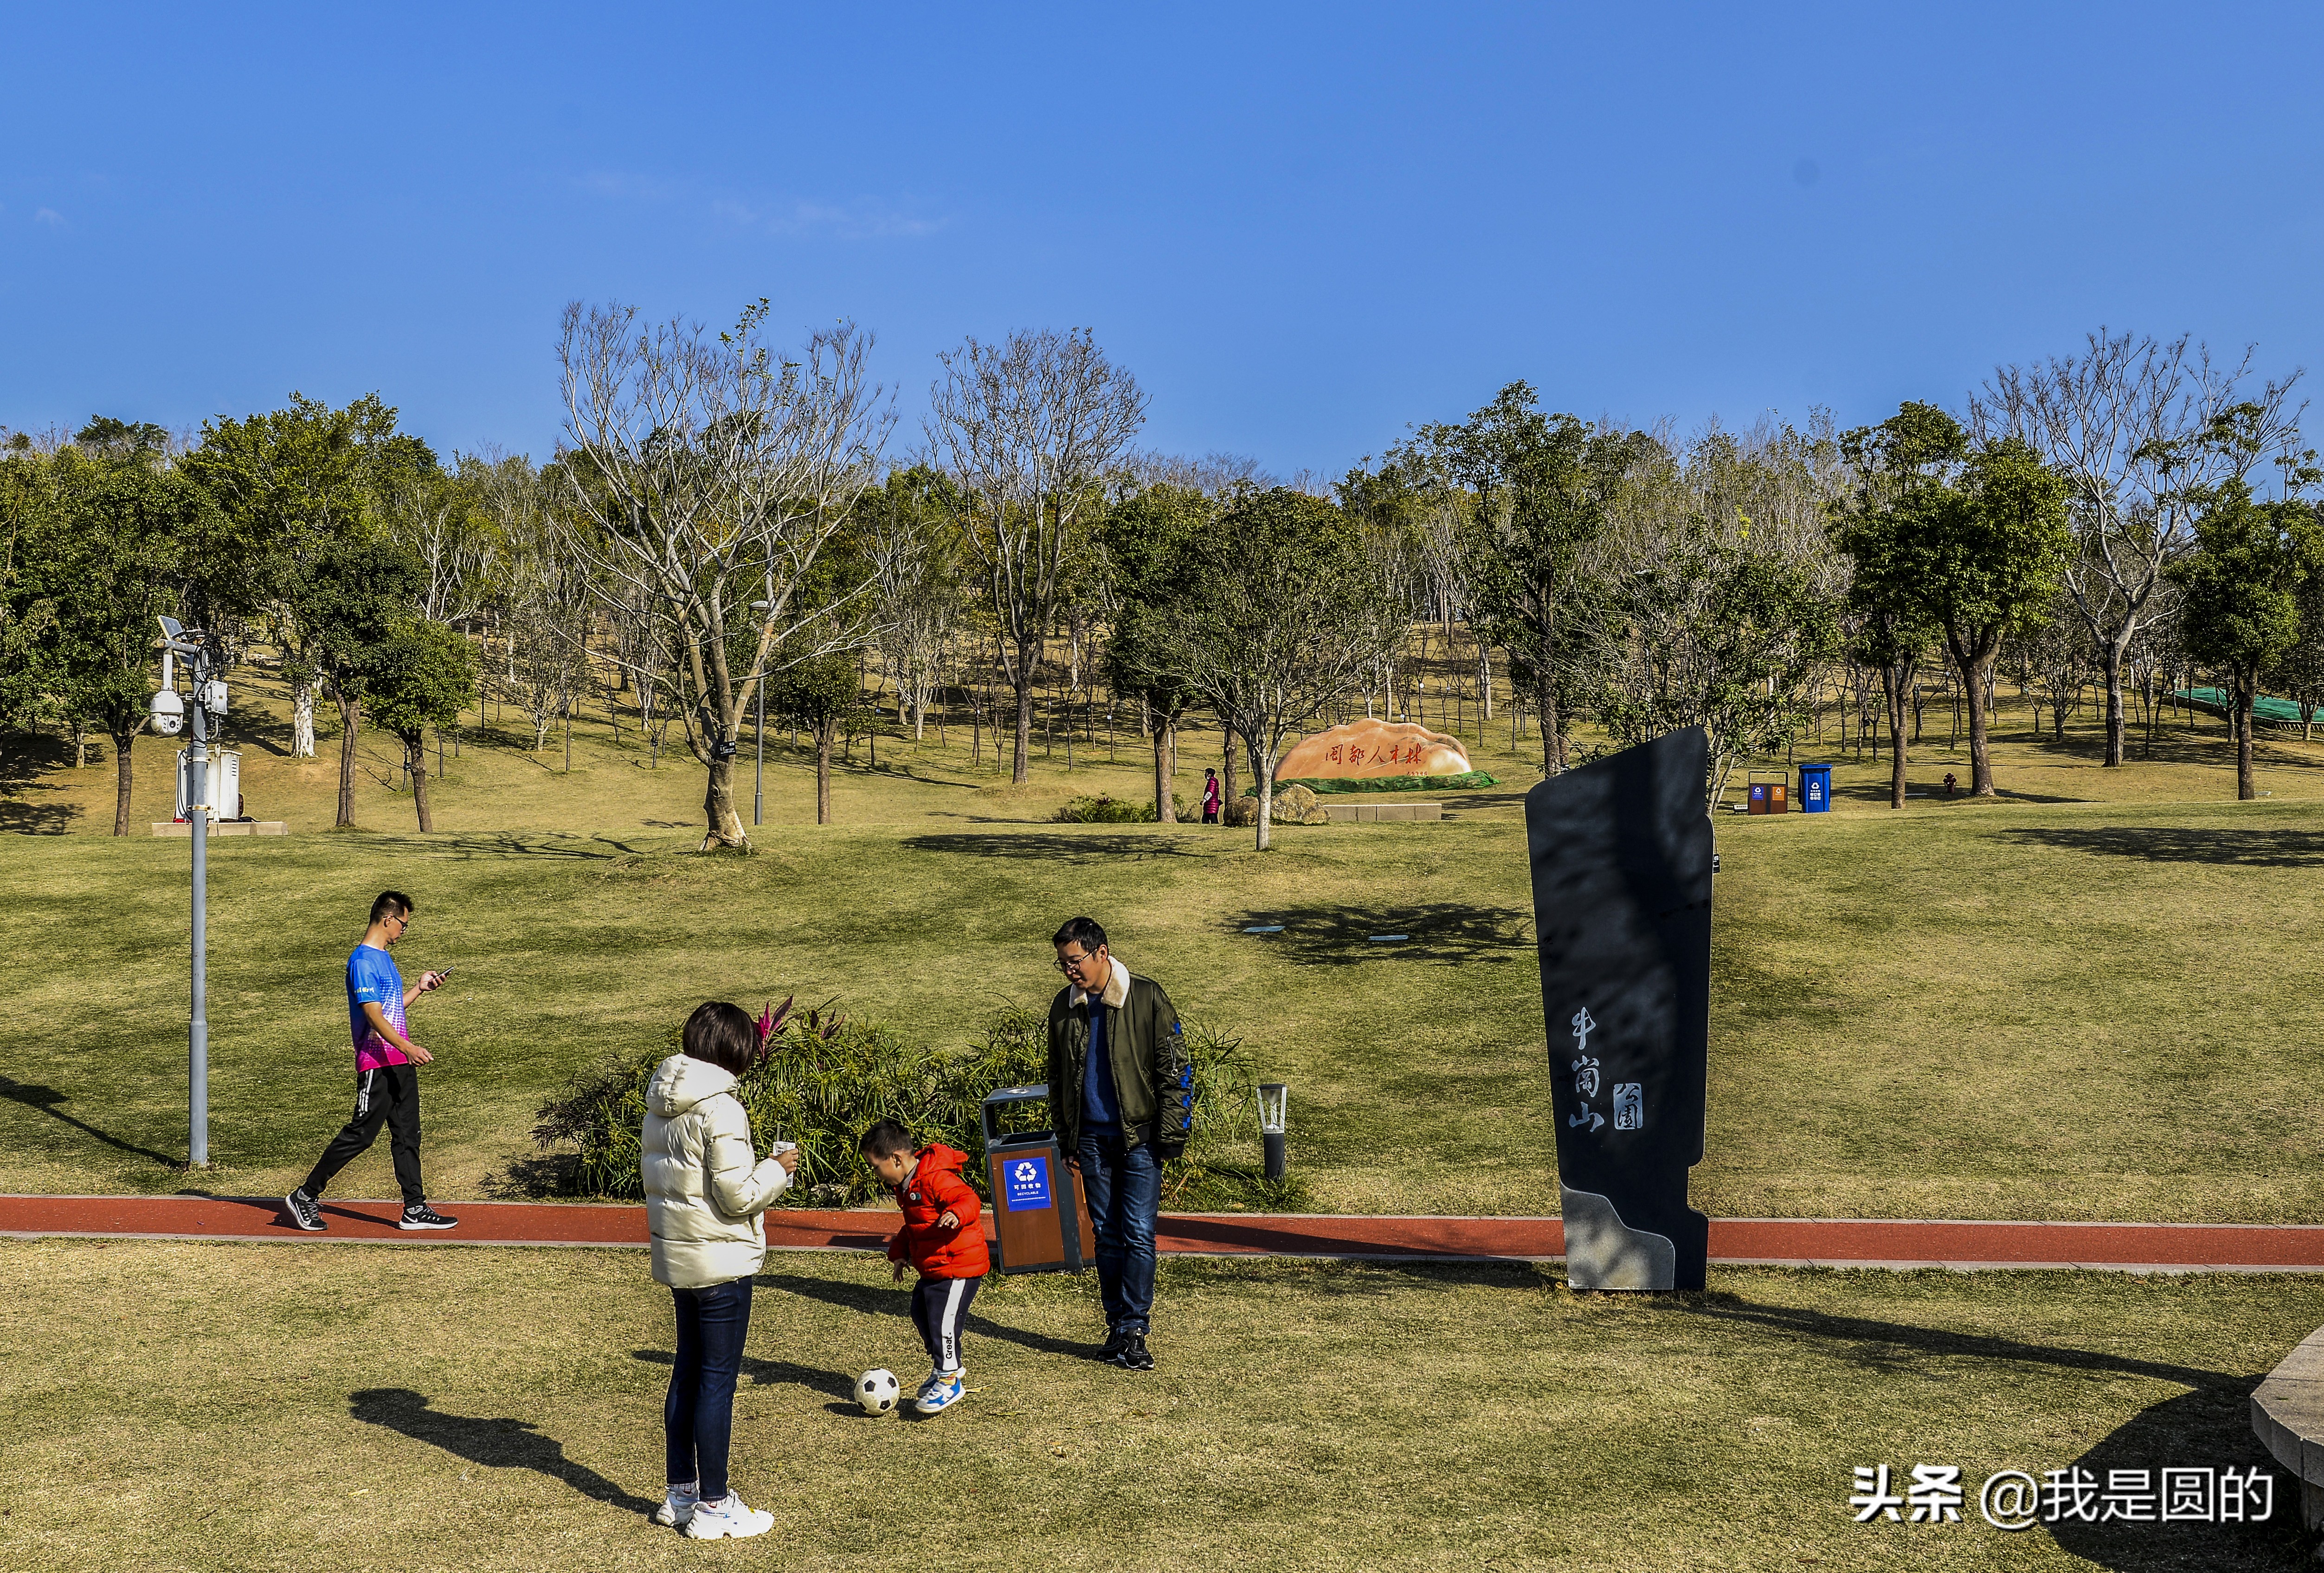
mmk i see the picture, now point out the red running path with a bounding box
[6,1195,2324,1270]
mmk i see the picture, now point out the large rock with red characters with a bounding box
[1274,719,1472,781]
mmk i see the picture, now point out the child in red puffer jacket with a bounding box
[860,1120,991,1414]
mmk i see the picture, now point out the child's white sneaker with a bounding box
[684,1493,773,1540]
[653,1485,699,1528]
[915,1369,966,1414]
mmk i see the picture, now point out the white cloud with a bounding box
[711,196,944,241]
[577,170,677,202]
[579,170,944,241]
[33,208,65,227]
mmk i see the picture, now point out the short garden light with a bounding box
[1257,1082,1288,1181]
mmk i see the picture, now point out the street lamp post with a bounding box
[154,617,225,1168]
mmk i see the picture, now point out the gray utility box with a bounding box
[980,1084,1096,1275]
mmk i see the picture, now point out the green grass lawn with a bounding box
[0,1240,2312,1571]
[5,663,2324,1220]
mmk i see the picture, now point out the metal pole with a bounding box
[753,679,765,826]
[188,650,210,1168]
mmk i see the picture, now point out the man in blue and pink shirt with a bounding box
[284,890,458,1232]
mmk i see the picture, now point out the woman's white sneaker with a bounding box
[653,1486,700,1528]
[685,1494,773,1540]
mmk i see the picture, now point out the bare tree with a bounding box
[1140,489,1403,850]
[924,328,1147,783]
[496,505,594,754]
[1124,449,1278,496]
[858,471,960,740]
[386,460,499,627]
[555,301,891,849]
[1972,330,2304,766]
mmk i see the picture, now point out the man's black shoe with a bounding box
[398,1203,458,1231]
[284,1189,325,1232]
[1118,1333,1153,1372]
[1098,1327,1131,1364]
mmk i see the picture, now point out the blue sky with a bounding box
[6,4,2322,476]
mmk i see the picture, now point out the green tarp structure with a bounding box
[2176,688,2319,728]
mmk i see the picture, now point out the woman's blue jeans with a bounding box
[665,1276,753,1500]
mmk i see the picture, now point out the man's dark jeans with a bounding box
[665,1276,753,1501]
[1075,1127,1160,1336]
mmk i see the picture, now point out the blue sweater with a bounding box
[1082,1001,1121,1131]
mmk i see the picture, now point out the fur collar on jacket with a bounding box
[1070,956,1132,1011]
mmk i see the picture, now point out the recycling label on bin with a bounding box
[1003,1154,1053,1211]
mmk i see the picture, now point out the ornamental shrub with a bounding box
[528,1001,1293,1208]
[1052,793,1196,823]
[1276,770,1498,795]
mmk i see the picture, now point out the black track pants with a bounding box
[911,1274,982,1374]
[303,1063,425,1207]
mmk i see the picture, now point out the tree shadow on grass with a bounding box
[349,1388,657,1515]
[1996,826,2324,868]
[217,705,298,759]
[1152,1255,1545,1299]
[1677,1293,2305,1569]
[0,792,78,834]
[754,1269,1104,1362]
[901,831,1206,864]
[356,832,642,861]
[0,1073,179,1168]
[629,1346,855,1402]
[1227,903,1532,967]
[0,732,83,834]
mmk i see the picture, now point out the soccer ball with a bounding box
[855,1368,900,1415]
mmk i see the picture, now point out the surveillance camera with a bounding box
[150,689,185,736]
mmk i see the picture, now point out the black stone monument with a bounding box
[1524,727,1712,1290]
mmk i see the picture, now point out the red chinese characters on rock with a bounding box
[1276,720,1471,782]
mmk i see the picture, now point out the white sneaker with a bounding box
[685,1493,773,1541]
[653,1486,699,1528]
[915,1370,966,1414]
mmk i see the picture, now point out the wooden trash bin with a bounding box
[980,1084,1096,1275]
[1745,771,1788,815]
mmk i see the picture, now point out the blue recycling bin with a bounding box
[1799,763,1832,813]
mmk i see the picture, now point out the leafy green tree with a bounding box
[2271,516,2324,740]
[303,536,427,826]
[363,619,479,832]
[1099,483,1215,821]
[15,441,221,832]
[180,394,435,759]
[1835,405,1957,807]
[2168,482,2314,799]
[0,452,59,746]
[1839,405,2072,795]
[1413,382,1646,774]
[1133,488,1399,850]
[765,647,859,824]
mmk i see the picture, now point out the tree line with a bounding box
[5,316,2320,847]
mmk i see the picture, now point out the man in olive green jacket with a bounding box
[1047,915,1192,1371]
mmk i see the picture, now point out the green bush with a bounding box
[1277,771,1499,795]
[528,1001,1304,1210]
[1053,793,1196,823]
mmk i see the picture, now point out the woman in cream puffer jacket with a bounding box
[643,1047,794,1288]
[642,1002,796,1541]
